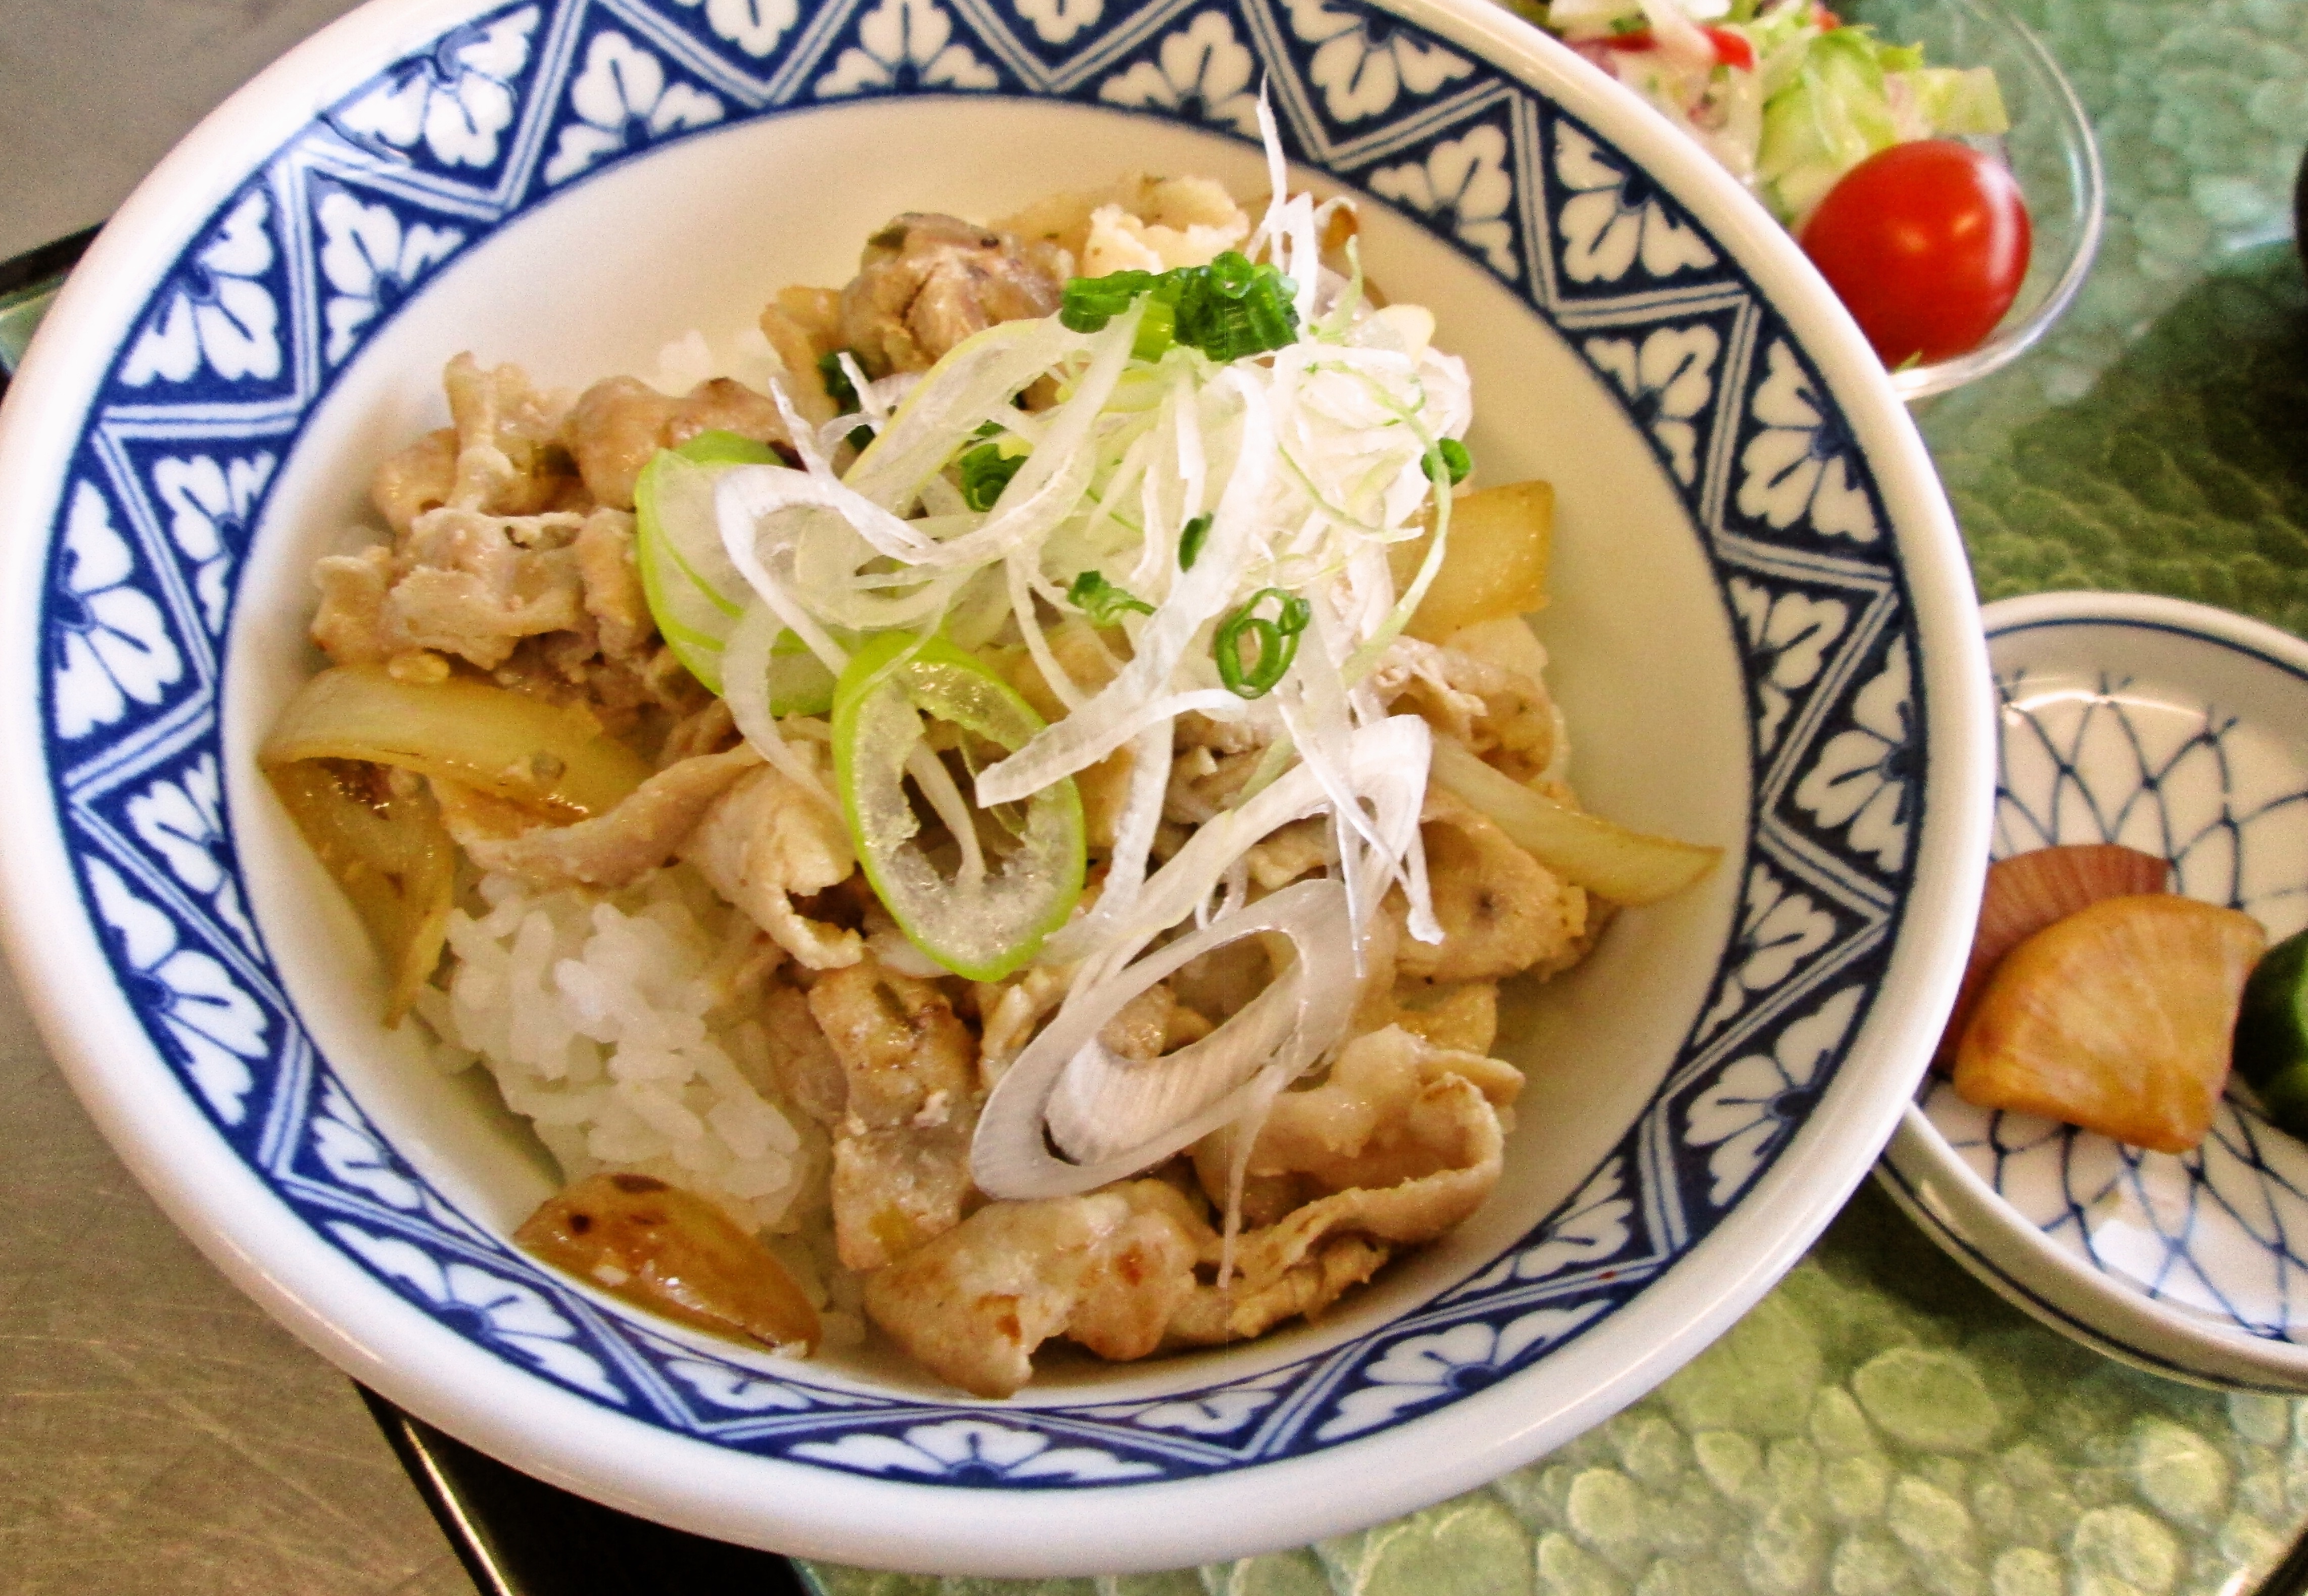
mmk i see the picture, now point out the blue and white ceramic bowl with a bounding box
[1881,591,2308,1392]
[0,0,1990,1572]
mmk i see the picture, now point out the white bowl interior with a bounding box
[1989,617,2308,943]
[226,95,1749,1396]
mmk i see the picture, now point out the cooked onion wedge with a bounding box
[1954,894,2266,1153]
[517,1172,820,1352]
[1387,479,1552,642]
[1429,738,1718,905]
[265,758,455,1024]
[262,666,655,1017]
[262,665,652,820]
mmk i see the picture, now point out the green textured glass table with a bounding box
[794,0,2308,1591]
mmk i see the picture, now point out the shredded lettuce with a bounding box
[1891,66,2010,140]
[1758,26,1902,221]
[1545,0,2014,226]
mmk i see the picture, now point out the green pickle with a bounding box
[2235,926,2308,1132]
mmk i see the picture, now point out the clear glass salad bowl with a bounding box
[1850,0,2105,401]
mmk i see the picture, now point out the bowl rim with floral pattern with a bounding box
[0,0,1991,1572]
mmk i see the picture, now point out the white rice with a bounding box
[651,324,784,397]
[414,866,818,1236]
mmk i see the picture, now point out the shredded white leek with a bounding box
[720,603,838,808]
[702,101,1484,1199]
[973,879,1358,1199]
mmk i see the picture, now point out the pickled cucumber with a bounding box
[2236,927,2308,1133]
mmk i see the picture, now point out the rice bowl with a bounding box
[0,0,1991,1571]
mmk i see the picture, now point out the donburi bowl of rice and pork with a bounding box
[0,0,1991,1574]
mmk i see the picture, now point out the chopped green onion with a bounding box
[959,441,1025,511]
[1177,514,1212,571]
[1174,252,1300,362]
[1424,438,1472,486]
[816,349,874,450]
[1067,570,1156,625]
[816,349,861,409]
[1133,297,1178,361]
[1191,254,1301,362]
[1060,270,1155,333]
[1059,252,1300,362]
[1214,588,1312,699]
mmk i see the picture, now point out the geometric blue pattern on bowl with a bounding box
[36,0,1927,1485]
[1920,604,2308,1349]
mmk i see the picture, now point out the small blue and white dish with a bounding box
[1881,590,2308,1392]
[0,0,1992,1573]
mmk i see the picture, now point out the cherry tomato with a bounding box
[1798,139,2032,368]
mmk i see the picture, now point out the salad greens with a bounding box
[1537,0,2009,224]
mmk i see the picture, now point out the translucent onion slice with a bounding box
[720,456,944,567]
[932,310,1140,569]
[634,431,782,694]
[265,758,455,1024]
[1044,948,1307,1165]
[831,632,1085,982]
[261,666,651,820]
[1273,618,1423,946]
[764,631,838,717]
[719,604,839,807]
[1090,720,1174,926]
[1429,737,1721,904]
[1043,714,1432,973]
[974,365,1280,807]
[714,472,861,673]
[846,316,1082,513]
[972,878,1357,1200]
